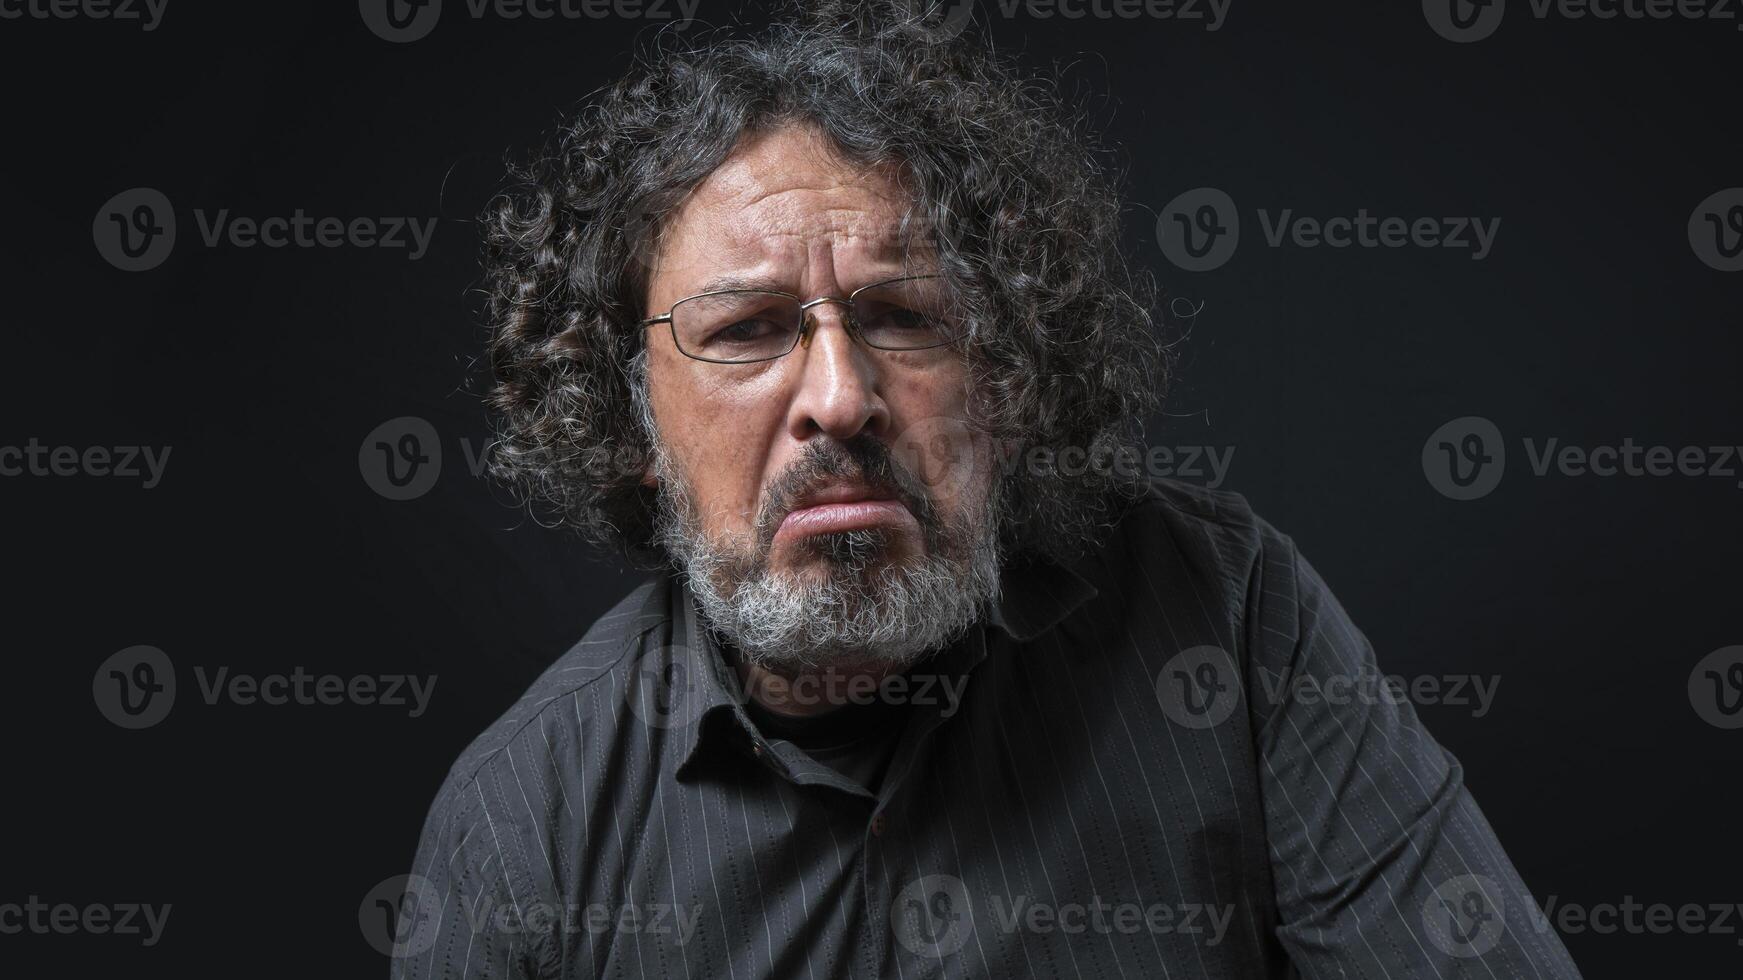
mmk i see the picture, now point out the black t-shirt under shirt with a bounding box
[737,671,913,795]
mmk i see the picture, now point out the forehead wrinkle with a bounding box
[651,132,919,303]
[713,213,923,269]
[670,218,929,297]
[711,195,911,239]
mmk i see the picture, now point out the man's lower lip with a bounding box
[776,500,915,539]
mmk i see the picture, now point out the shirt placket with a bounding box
[862,625,990,979]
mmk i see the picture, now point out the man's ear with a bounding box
[640,460,659,489]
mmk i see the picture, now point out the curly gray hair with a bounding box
[482,0,1168,567]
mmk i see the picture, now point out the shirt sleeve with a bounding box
[1247,534,1583,978]
[392,772,550,980]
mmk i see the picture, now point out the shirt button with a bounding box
[871,814,887,837]
[752,741,765,757]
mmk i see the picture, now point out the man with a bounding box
[399,4,1582,977]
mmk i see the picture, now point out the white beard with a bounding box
[648,441,1003,675]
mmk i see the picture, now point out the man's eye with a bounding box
[861,308,937,333]
[709,318,782,344]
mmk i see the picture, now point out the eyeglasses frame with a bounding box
[639,273,957,364]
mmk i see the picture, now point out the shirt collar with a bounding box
[635,574,747,780]
[986,550,1101,642]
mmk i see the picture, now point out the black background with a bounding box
[2,0,1739,975]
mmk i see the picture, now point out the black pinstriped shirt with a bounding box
[397,481,1582,978]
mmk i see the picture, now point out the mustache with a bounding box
[753,434,940,553]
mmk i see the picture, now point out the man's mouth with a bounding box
[773,482,919,544]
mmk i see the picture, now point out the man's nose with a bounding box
[784,302,890,442]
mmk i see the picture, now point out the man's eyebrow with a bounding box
[689,273,796,295]
[682,266,943,298]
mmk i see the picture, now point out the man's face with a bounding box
[640,123,1000,672]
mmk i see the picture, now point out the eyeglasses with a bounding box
[641,274,962,364]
